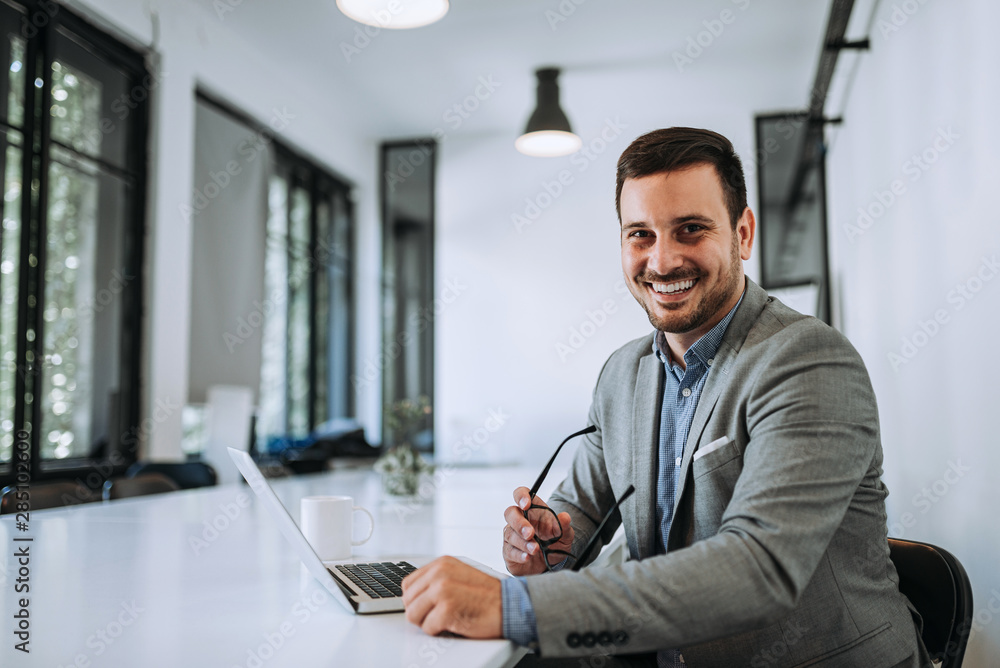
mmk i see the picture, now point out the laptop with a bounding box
[228,447,498,614]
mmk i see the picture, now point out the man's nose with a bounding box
[646,238,684,276]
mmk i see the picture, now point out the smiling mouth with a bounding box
[649,278,698,297]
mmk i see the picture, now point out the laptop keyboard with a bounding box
[332,561,417,599]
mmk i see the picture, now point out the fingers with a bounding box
[503,525,537,565]
[512,486,532,511]
[503,503,535,541]
[505,492,563,542]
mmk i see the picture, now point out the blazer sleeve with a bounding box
[545,354,624,569]
[522,322,882,658]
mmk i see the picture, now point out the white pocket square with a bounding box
[693,436,730,461]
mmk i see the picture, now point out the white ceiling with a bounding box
[212,0,833,143]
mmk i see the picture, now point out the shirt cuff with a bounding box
[501,576,540,648]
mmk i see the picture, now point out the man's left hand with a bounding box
[401,556,503,638]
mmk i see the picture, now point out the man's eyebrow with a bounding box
[621,221,647,231]
[673,214,715,225]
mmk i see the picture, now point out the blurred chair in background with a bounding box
[103,473,181,501]
[0,480,100,514]
[125,461,218,490]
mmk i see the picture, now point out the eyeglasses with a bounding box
[524,425,635,572]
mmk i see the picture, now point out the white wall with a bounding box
[65,0,385,459]
[826,0,1000,663]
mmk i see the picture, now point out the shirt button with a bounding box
[707,358,714,366]
[681,388,692,397]
[675,457,682,467]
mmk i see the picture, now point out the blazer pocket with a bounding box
[691,439,739,478]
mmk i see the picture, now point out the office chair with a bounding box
[888,538,974,668]
[125,461,218,489]
[0,480,101,514]
[103,473,181,501]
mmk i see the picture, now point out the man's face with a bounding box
[620,163,754,346]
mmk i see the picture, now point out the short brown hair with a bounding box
[615,127,747,228]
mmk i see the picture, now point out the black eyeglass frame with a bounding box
[523,426,635,572]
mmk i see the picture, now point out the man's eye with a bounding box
[628,230,650,238]
[682,224,705,234]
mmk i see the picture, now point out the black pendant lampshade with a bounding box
[516,68,582,157]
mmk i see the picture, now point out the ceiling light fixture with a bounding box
[336,0,449,30]
[515,67,582,158]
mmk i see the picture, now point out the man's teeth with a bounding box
[652,279,696,294]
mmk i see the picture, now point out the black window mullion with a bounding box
[306,171,318,430]
[283,171,294,436]
[341,183,356,418]
[116,55,148,463]
[14,15,44,481]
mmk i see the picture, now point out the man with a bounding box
[401,128,929,667]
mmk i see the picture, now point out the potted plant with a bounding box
[375,396,433,497]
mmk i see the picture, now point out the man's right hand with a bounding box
[502,486,575,576]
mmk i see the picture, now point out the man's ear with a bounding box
[737,207,755,261]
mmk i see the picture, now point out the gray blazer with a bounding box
[524,279,926,667]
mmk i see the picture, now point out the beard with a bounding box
[633,234,743,334]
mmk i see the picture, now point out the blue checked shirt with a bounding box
[502,295,743,663]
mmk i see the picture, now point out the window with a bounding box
[187,96,355,456]
[258,153,355,446]
[755,112,831,322]
[0,1,147,486]
[380,140,435,451]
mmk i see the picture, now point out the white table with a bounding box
[0,465,563,668]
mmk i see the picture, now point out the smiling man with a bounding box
[402,128,929,667]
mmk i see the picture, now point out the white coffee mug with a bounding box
[300,496,374,561]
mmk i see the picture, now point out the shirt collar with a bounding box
[653,289,745,368]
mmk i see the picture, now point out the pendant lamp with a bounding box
[336,0,449,29]
[515,68,582,157]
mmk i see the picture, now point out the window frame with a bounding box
[379,139,436,452]
[195,91,357,445]
[0,0,149,488]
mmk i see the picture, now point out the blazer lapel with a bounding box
[631,349,662,559]
[670,280,770,529]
